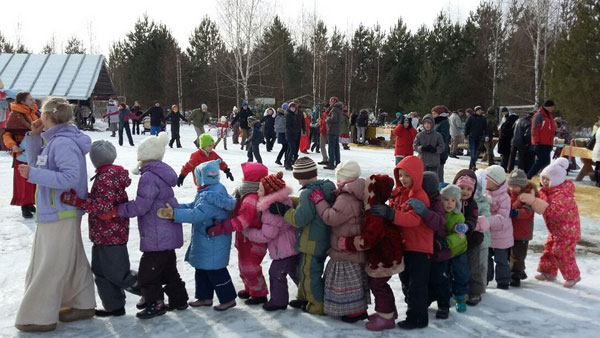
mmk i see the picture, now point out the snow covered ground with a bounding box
[1,124,599,338]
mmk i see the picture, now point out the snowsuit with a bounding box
[390,156,433,327]
[245,186,299,307]
[315,178,369,317]
[165,111,188,148]
[283,179,336,315]
[413,127,445,177]
[118,161,188,307]
[537,180,581,281]
[16,124,96,327]
[173,160,237,304]
[486,181,513,286]
[509,183,536,281]
[215,121,229,150]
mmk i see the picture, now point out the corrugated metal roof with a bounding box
[0,53,107,100]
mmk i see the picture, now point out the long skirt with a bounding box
[299,134,309,152]
[12,159,35,206]
[323,259,369,317]
[15,217,96,326]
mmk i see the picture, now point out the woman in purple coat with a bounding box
[117,132,189,319]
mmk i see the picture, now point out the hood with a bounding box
[453,169,478,202]
[440,184,462,214]
[195,160,221,186]
[487,180,508,199]
[257,186,293,211]
[42,123,91,155]
[364,174,394,209]
[339,177,365,201]
[141,161,178,187]
[394,156,425,196]
[241,162,268,182]
[475,169,487,200]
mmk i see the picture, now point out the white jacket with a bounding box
[592,127,600,162]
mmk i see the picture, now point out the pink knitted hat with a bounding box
[456,175,476,190]
[540,159,569,188]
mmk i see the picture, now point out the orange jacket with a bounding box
[389,156,433,254]
[3,103,39,154]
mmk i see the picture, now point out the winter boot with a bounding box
[365,314,395,331]
[397,319,428,330]
[245,296,267,305]
[136,296,147,310]
[21,206,33,219]
[497,283,509,290]
[341,312,368,323]
[15,323,57,332]
[136,301,167,319]
[166,303,189,311]
[535,273,557,281]
[289,299,308,309]
[454,295,467,313]
[214,300,236,312]
[262,302,287,311]
[510,278,521,287]
[95,307,125,317]
[466,294,481,306]
[237,290,250,299]
[189,299,213,307]
[436,307,449,319]
[59,308,95,322]
[563,277,581,288]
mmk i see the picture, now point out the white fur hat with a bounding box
[135,132,169,172]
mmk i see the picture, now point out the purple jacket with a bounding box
[118,161,183,252]
[25,124,91,223]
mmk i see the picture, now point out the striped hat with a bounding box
[293,157,318,180]
[486,165,507,186]
[261,172,286,195]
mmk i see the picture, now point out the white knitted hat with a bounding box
[137,132,169,163]
[335,160,361,182]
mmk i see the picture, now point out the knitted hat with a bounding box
[474,105,484,112]
[199,134,215,149]
[422,114,434,125]
[543,99,555,107]
[242,102,248,107]
[486,165,507,186]
[248,116,259,127]
[507,169,528,188]
[422,171,440,196]
[456,175,476,191]
[90,140,116,169]
[335,160,361,182]
[396,112,402,117]
[241,162,268,182]
[293,157,318,180]
[281,102,289,111]
[440,184,462,213]
[137,132,169,163]
[540,159,568,188]
[431,105,449,115]
[554,157,570,171]
[501,107,509,113]
[288,102,297,108]
[261,172,286,195]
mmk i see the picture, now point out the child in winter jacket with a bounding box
[60,140,137,317]
[179,134,234,187]
[439,184,469,315]
[471,170,491,299]
[309,160,369,322]
[394,115,417,164]
[215,116,229,150]
[247,116,264,163]
[268,157,336,315]
[158,159,238,311]
[15,98,96,332]
[118,132,189,319]
[371,156,432,329]
[261,108,277,151]
[164,105,187,148]
[485,165,513,289]
[413,114,444,179]
[243,172,299,311]
[339,174,403,331]
[520,159,581,288]
[507,169,536,287]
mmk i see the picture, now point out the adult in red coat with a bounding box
[527,100,557,179]
[393,116,417,165]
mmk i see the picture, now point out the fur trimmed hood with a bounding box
[257,186,293,211]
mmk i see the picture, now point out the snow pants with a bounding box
[195,268,236,304]
[399,251,430,327]
[268,255,300,306]
[468,243,488,296]
[236,232,268,298]
[138,250,188,307]
[297,253,326,315]
[510,240,529,280]
[538,235,580,281]
[369,276,397,316]
[487,248,512,286]
[91,244,137,311]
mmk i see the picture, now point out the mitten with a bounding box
[370,204,395,221]
[224,168,234,181]
[60,189,85,208]
[454,223,468,238]
[509,209,519,218]
[408,198,428,216]
[157,203,174,219]
[269,202,290,216]
[308,189,325,204]
[177,174,186,187]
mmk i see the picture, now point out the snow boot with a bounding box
[59,308,95,322]
[497,283,509,290]
[136,301,167,319]
[15,323,57,332]
[510,278,521,287]
[262,302,287,312]
[214,300,236,312]
[275,160,282,165]
[341,312,368,323]
[21,206,33,219]
[136,296,147,309]
[245,296,267,305]
[397,319,428,330]
[189,299,213,307]
[535,273,557,281]
[563,277,581,288]
[466,294,481,306]
[365,314,395,331]
[436,307,449,319]
[237,290,250,299]
[289,299,308,309]
[95,307,125,317]
[454,295,467,313]
[166,303,189,311]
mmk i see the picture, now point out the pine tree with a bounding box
[64,36,86,54]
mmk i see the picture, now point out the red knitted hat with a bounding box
[261,172,286,195]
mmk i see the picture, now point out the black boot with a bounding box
[237,290,250,299]
[510,278,521,287]
[95,307,125,317]
[288,299,308,309]
[136,301,167,319]
[21,206,33,219]
[435,307,449,319]
[245,296,267,305]
[397,319,427,330]
[262,302,287,311]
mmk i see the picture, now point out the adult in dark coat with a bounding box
[498,107,519,171]
[284,102,305,170]
[140,102,166,136]
[508,112,535,173]
[432,105,451,181]
[464,106,488,171]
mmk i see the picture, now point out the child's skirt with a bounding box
[323,259,369,317]
[339,133,350,145]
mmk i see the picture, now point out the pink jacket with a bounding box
[486,181,513,249]
[540,180,581,241]
[316,178,366,264]
[244,187,298,260]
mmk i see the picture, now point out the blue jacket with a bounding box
[250,122,264,146]
[174,160,236,270]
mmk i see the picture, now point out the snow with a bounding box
[1,124,599,338]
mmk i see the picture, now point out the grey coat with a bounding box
[413,129,445,167]
[449,112,464,138]
[326,102,343,136]
[274,113,286,134]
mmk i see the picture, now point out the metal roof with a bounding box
[0,53,107,100]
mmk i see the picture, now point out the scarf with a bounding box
[233,181,261,199]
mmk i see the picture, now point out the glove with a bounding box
[519,192,536,205]
[157,203,174,219]
[60,189,85,208]
[177,174,186,187]
[337,237,348,251]
[207,219,233,237]
[308,189,324,204]
[408,198,428,216]
[97,207,118,221]
[454,223,468,238]
[224,168,234,181]
[269,202,291,216]
[370,204,395,221]
[510,209,519,218]
[421,145,435,153]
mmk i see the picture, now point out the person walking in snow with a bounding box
[165,104,188,148]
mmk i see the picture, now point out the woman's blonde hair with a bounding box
[41,97,73,124]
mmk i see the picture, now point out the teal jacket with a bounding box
[445,211,467,258]
[284,179,336,257]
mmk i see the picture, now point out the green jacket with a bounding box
[340,113,350,134]
[284,179,336,257]
[189,108,210,129]
[445,211,467,258]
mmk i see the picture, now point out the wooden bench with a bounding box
[561,146,594,181]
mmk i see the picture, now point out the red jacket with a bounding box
[319,111,329,135]
[85,165,131,245]
[540,180,580,241]
[216,122,229,138]
[510,183,536,241]
[393,124,417,157]
[181,149,229,185]
[531,107,556,146]
[389,156,433,254]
